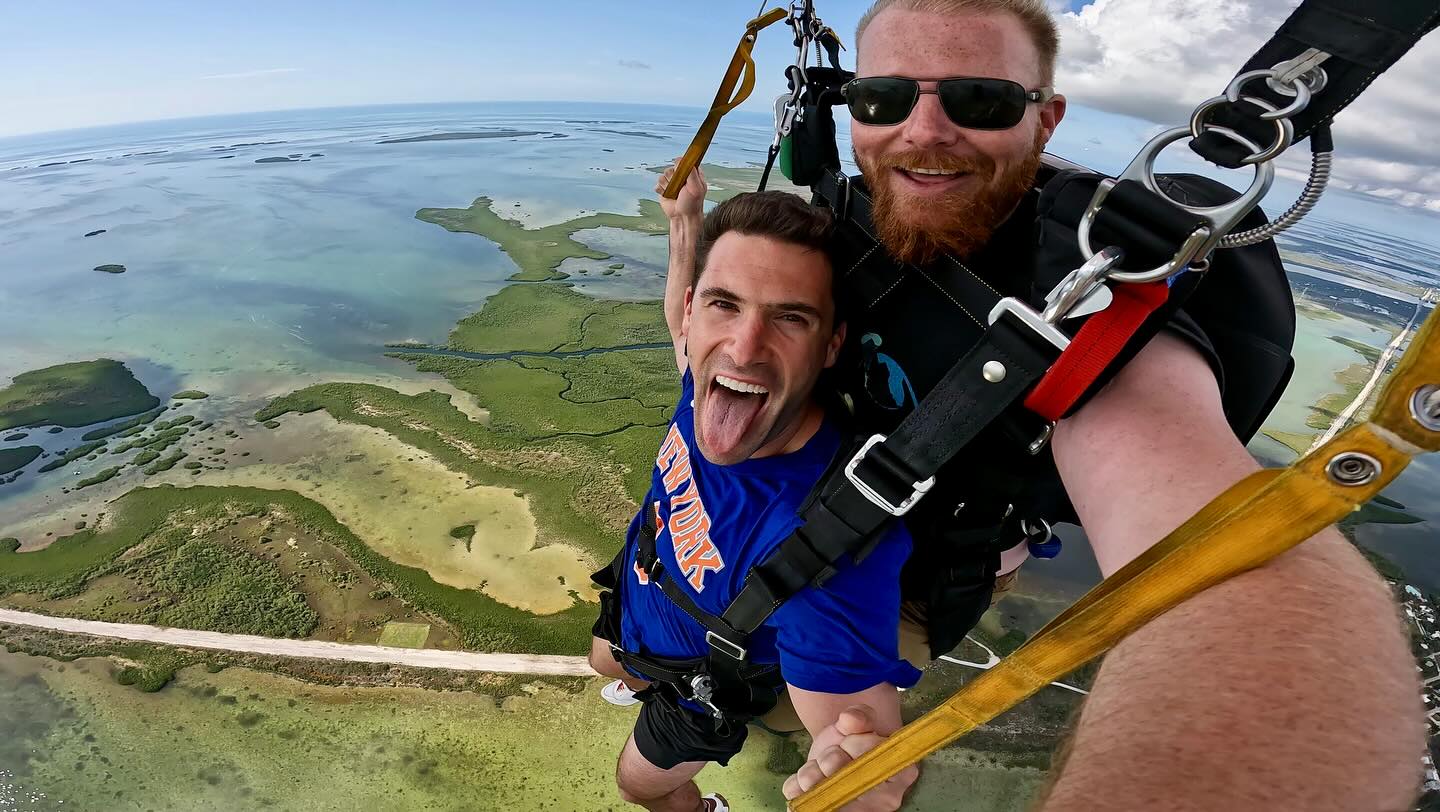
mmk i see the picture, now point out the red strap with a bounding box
[1023,281,1171,422]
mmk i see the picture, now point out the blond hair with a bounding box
[855,0,1059,83]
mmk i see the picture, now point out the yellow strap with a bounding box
[793,307,1440,811]
[663,8,788,200]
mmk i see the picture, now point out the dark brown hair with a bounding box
[692,191,836,287]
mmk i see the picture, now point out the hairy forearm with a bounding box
[1038,529,1425,811]
[665,214,700,343]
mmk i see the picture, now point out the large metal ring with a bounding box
[1188,95,1294,164]
[1077,126,1274,283]
[1225,68,1313,121]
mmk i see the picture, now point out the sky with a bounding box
[2,0,1436,211]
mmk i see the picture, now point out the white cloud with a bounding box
[1055,0,1440,211]
[201,68,301,81]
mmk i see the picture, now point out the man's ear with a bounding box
[824,322,847,368]
[681,286,695,337]
[1039,93,1067,146]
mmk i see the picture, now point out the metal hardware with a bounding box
[982,361,1007,383]
[1078,126,1274,282]
[1043,246,1124,323]
[1412,385,1440,432]
[705,631,748,661]
[1325,452,1382,486]
[844,434,937,516]
[1188,95,1295,164]
[1271,48,1331,95]
[1028,422,1055,455]
[988,298,1072,351]
[1020,518,1053,544]
[1224,69,1313,122]
[1219,149,1332,248]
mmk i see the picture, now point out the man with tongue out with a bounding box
[588,190,922,812]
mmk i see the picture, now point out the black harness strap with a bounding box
[1192,0,1440,168]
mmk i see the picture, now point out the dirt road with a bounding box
[0,608,594,676]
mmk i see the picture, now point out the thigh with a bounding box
[617,733,708,800]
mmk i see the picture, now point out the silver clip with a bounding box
[1043,246,1124,323]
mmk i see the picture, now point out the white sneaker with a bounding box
[701,793,729,812]
[601,679,640,707]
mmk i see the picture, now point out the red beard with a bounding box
[857,133,1044,265]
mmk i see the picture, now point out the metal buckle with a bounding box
[705,631,748,661]
[843,434,935,517]
[987,299,1071,351]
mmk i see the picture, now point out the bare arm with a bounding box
[1041,332,1424,810]
[654,163,705,373]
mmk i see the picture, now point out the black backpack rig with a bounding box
[596,0,1440,725]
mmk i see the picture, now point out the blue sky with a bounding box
[1,1,1092,138]
[4,1,1436,215]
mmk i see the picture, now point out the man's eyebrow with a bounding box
[697,285,742,302]
[770,301,824,319]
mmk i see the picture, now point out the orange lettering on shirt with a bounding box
[678,538,725,591]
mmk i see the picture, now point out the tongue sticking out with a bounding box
[701,384,767,459]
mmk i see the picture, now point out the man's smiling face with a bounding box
[683,232,844,466]
[851,7,1065,263]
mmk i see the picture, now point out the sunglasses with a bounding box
[842,76,1055,130]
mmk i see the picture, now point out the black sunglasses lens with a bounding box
[938,79,1028,129]
[845,78,917,125]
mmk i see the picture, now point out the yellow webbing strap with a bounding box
[663,7,788,200]
[794,307,1440,811]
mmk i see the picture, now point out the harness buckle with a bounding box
[987,299,1071,352]
[844,434,936,517]
[705,630,748,661]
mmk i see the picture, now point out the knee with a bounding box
[615,779,649,806]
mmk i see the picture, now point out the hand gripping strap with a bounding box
[791,306,1440,811]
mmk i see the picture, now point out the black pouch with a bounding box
[590,549,627,643]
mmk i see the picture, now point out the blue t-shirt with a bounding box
[618,372,922,695]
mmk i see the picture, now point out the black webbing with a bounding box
[1192,0,1440,167]
[634,505,749,651]
[720,313,1060,635]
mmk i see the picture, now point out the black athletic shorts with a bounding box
[632,687,749,770]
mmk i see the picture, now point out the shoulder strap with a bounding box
[1192,0,1440,168]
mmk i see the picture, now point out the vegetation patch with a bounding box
[377,622,431,649]
[142,450,187,475]
[0,445,43,476]
[75,466,123,489]
[172,390,210,400]
[415,195,669,281]
[37,441,106,473]
[80,407,166,441]
[445,283,665,353]
[0,359,159,430]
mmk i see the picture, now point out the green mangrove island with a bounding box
[0,359,159,430]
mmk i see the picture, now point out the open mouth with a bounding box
[895,167,969,190]
[700,374,771,457]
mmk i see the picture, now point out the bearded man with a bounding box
[663,0,1423,809]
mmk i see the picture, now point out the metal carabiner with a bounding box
[1077,126,1275,283]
